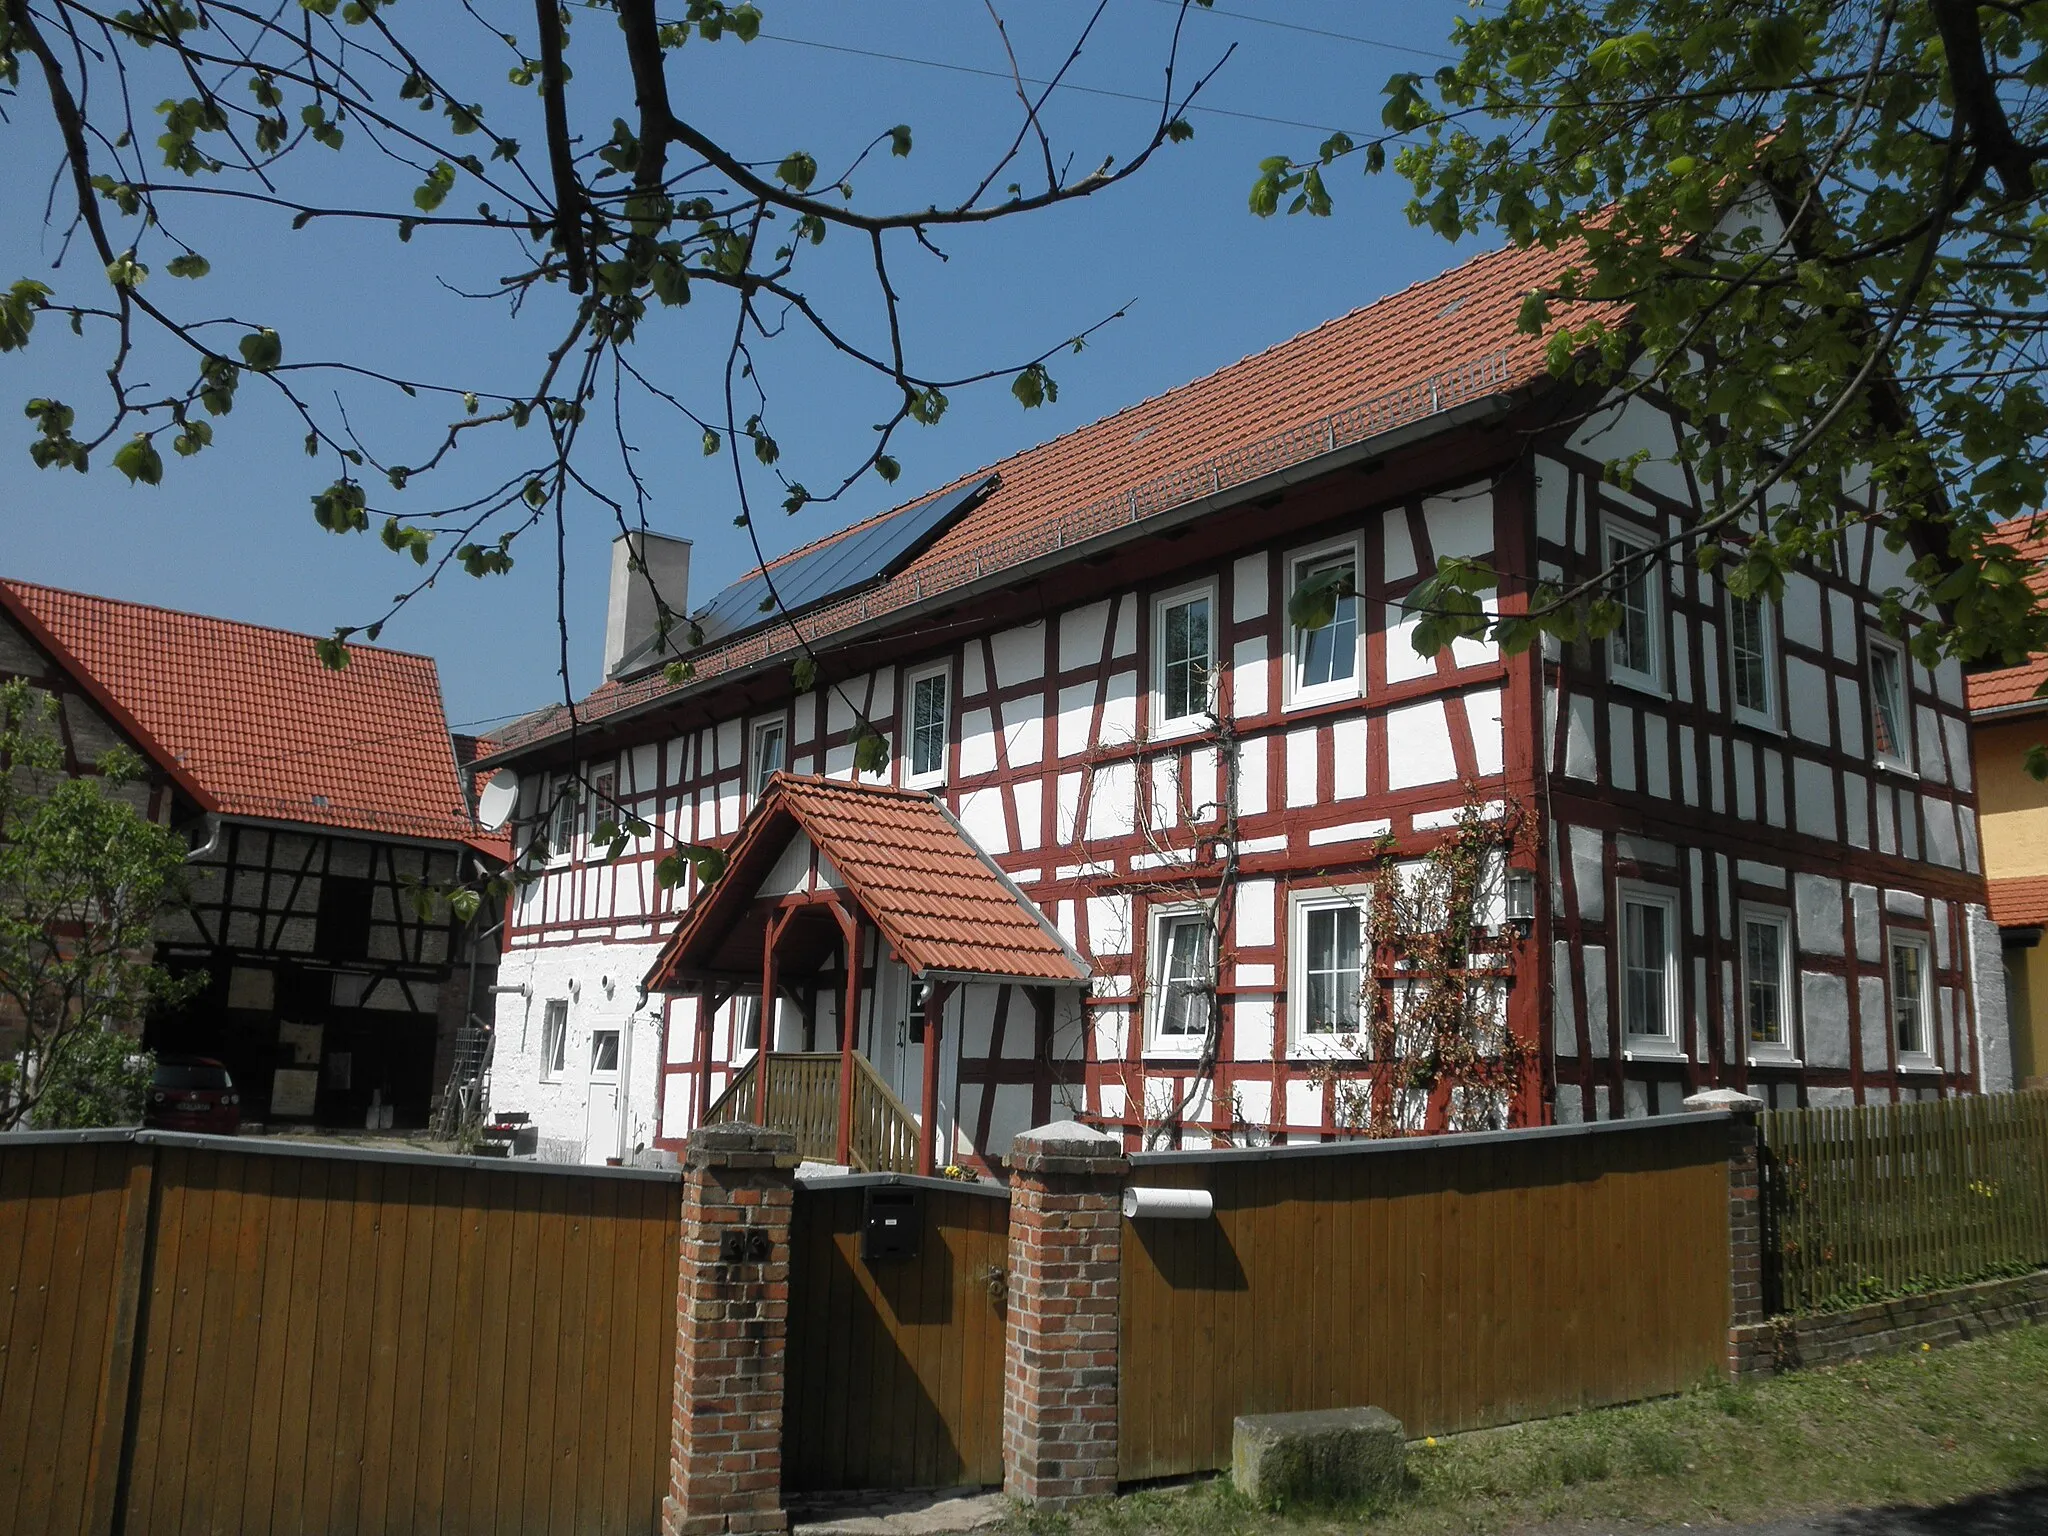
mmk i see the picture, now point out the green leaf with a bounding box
[875,454,900,483]
[776,151,818,192]
[701,429,721,456]
[852,725,890,776]
[412,160,456,212]
[888,124,913,157]
[1164,118,1194,144]
[448,887,482,922]
[165,253,211,279]
[1011,363,1057,409]
[112,435,163,486]
[791,655,818,693]
[238,328,282,370]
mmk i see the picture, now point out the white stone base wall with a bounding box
[488,937,667,1166]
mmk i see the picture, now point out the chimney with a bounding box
[603,529,693,677]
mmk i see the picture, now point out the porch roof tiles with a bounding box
[646,774,1086,989]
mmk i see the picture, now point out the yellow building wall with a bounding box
[1976,715,2048,1086]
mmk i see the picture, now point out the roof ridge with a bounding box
[707,237,1539,592]
[0,576,444,668]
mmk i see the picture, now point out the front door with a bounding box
[868,960,923,1112]
[584,1026,622,1163]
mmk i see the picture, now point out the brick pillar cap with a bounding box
[685,1120,801,1168]
[1683,1088,1765,1113]
[1007,1119,1128,1175]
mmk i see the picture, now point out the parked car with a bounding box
[144,1056,242,1135]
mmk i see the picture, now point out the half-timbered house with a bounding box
[1,580,502,1127]
[479,233,2010,1172]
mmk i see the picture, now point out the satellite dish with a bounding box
[476,771,519,832]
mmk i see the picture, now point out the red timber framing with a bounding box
[480,240,1998,1167]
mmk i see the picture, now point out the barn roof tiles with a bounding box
[3,578,484,846]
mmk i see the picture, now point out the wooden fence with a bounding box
[1761,1091,2048,1314]
[0,1129,679,1536]
[1116,1116,1733,1481]
[784,1176,1009,1491]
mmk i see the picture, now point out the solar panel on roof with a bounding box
[688,475,998,647]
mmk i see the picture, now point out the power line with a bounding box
[1143,0,1458,62]
[750,29,1367,138]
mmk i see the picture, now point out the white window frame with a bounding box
[1284,538,1365,710]
[540,998,569,1082]
[902,660,951,788]
[589,1027,621,1079]
[1738,905,1796,1062]
[1603,518,1664,696]
[1889,931,1936,1068]
[1727,591,1779,729]
[587,765,617,842]
[547,776,579,864]
[1145,903,1214,1056]
[749,715,787,800]
[1867,635,1915,774]
[1287,886,1371,1057]
[1151,581,1218,740]
[731,993,763,1063]
[1617,881,1683,1058]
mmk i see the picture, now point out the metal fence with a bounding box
[1761,1091,2048,1314]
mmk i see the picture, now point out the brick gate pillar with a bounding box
[1685,1087,1768,1379]
[663,1123,800,1536]
[1002,1120,1128,1508]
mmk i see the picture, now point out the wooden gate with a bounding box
[1117,1117,1732,1481]
[1,1130,680,1536]
[784,1176,1008,1491]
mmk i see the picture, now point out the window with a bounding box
[1869,638,1912,771]
[541,1000,568,1081]
[1619,886,1679,1048]
[1891,934,1932,1060]
[1728,592,1776,725]
[735,994,763,1056]
[905,664,949,785]
[549,778,578,858]
[1605,523,1662,692]
[1154,586,1214,734]
[1290,891,1367,1049]
[588,766,616,839]
[750,717,786,798]
[589,1028,620,1075]
[1288,547,1360,705]
[1149,910,1212,1049]
[1741,909,1792,1053]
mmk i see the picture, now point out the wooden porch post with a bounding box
[834,908,861,1166]
[757,907,794,1131]
[694,984,729,1129]
[917,979,954,1176]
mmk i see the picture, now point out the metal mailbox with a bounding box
[861,1185,922,1262]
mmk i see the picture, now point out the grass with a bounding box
[1006,1323,2048,1536]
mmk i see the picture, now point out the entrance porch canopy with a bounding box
[643,774,1085,1170]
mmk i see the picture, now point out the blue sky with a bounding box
[1,1,1482,731]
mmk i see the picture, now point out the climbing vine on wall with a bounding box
[1315,794,1537,1137]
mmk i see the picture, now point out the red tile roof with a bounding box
[3,578,482,845]
[1968,512,2048,715]
[646,774,1087,989]
[496,235,1616,757]
[1987,876,2048,928]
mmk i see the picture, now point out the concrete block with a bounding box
[1231,1406,1404,1507]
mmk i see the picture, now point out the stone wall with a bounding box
[1730,1268,2048,1378]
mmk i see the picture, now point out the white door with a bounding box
[869,961,922,1111]
[584,1026,622,1163]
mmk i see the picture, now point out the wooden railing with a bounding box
[1761,1091,2048,1313]
[849,1053,919,1174]
[704,1051,920,1173]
